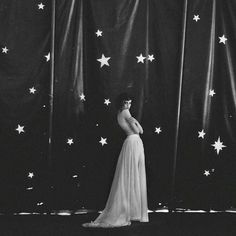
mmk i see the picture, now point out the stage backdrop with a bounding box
[0,0,235,211]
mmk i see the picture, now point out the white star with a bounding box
[79,93,86,101]
[204,170,210,176]
[147,54,155,62]
[26,187,33,190]
[193,15,200,22]
[38,3,45,10]
[2,46,9,54]
[16,124,25,134]
[37,202,44,206]
[104,99,111,106]
[28,172,34,178]
[136,54,146,63]
[155,127,162,134]
[29,87,36,94]
[95,29,102,37]
[198,129,206,139]
[67,138,74,145]
[209,89,215,97]
[211,137,226,155]
[219,35,227,44]
[45,52,50,62]
[97,54,111,68]
[99,137,107,146]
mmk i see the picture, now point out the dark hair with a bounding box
[115,92,132,110]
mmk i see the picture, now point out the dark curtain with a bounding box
[0,0,51,211]
[0,0,236,211]
[176,0,236,209]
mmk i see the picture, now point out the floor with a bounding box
[0,212,235,236]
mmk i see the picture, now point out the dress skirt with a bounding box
[83,134,149,228]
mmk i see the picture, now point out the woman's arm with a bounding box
[128,117,143,134]
[127,117,140,134]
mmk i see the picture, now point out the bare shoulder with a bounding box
[120,109,131,119]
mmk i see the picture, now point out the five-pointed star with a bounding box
[219,35,227,44]
[28,172,34,178]
[211,137,226,155]
[147,54,155,62]
[198,129,206,139]
[155,127,162,134]
[2,46,9,54]
[193,15,200,22]
[45,52,50,62]
[79,93,86,101]
[136,54,146,63]
[204,170,210,176]
[38,3,45,10]
[16,124,25,134]
[99,137,107,146]
[29,87,36,94]
[95,29,103,37]
[67,138,74,145]
[104,99,111,106]
[97,54,111,68]
[209,89,215,97]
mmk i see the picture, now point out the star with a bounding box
[79,93,86,101]
[95,29,102,37]
[99,137,107,146]
[97,54,111,68]
[37,202,44,206]
[16,124,25,134]
[147,54,155,62]
[67,138,74,145]
[2,46,9,54]
[28,172,34,178]
[209,89,215,97]
[198,129,206,139]
[29,87,36,94]
[104,99,111,106]
[26,187,33,190]
[38,3,45,10]
[136,54,146,63]
[219,35,227,44]
[45,52,50,62]
[204,170,210,176]
[193,15,200,22]
[211,137,226,155]
[155,127,162,134]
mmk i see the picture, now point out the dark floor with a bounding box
[0,212,235,236]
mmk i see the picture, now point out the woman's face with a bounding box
[123,100,132,110]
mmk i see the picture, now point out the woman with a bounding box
[82,93,149,227]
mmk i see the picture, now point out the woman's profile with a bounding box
[82,92,149,228]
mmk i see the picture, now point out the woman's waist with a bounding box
[126,133,140,138]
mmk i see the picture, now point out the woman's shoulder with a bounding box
[119,109,131,118]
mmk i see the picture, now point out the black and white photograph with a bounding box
[0,0,236,235]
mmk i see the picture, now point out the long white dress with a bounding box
[82,134,149,228]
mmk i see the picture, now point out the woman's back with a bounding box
[117,109,136,136]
